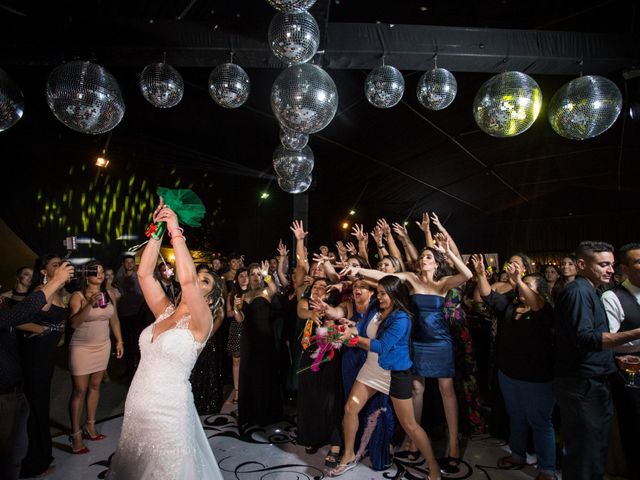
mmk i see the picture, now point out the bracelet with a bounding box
[377,244,384,248]
[264,274,273,283]
[168,227,184,238]
[347,335,359,347]
[170,235,186,245]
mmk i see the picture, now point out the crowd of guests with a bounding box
[0,213,639,480]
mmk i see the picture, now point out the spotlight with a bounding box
[629,101,640,121]
[341,222,349,230]
[260,192,270,199]
[349,210,356,216]
[96,156,109,168]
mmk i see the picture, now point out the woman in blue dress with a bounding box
[348,236,473,470]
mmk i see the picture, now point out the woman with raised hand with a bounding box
[342,235,473,471]
[225,267,249,406]
[329,276,441,479]
[67,261,123,454]
[108,198,222,479]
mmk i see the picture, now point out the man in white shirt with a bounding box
[602,242,640,480]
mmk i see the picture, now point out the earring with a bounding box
[43,274,48,285]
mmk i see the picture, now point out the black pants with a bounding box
[611,371,640,480]
[553,376,613,480]
[0,390,29,480]
[120,311,146,376]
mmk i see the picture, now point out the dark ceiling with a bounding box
[1,0,639,262]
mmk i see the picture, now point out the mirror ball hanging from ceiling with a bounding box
[278,173,312,193]
[472,71,542,137]
[0,68,24,132]
[547,75,622,140]
[139,62,184,108]
[266,0,317,12]
[365,65,405,109]
[45,60,125,135]
[268,11,320,65]
[280,127,309,150]
[271,63,338,134]
[208,63,251,109]
[417,67,458,111]
[273,144,314,180]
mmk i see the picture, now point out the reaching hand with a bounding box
[326,283,344,294]
[339,264,360,278]
[470,254,485,275]
[351,224,366,241]
[260,260,270,276]
[290,220,308,240]
[376,218,391,239]
[391,222,408,239]
[154,205,179,230]
[370,226,383,245]
[276,239,289,258]
[415,212,430,233]
[309,297,329,313]
[433,233,451,256]
[50,261,74,285]
[335,241,347,256]
[505,262,519,287]
[345,242,357,255]
[312,253,330,265]
[430,212,443,232]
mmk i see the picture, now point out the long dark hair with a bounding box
[522,272,551,305]
[81,261,111,305]
[376,275,412,339]
[419,247,451,280]
[29,253,60,292]
[230,267,249,298]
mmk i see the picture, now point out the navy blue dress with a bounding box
[341,303,394,470]
[410,294,455,378]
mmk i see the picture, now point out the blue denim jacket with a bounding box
[358,306,412,372]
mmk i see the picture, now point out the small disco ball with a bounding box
[0,69,24,132]
[417,68,457,111]
[45,61,125,135]
[271,63,338,134]
[280,127,309,150]
[278,173,312,194]
[266,0,317,12]
[365,65,405,109]
[273,144,314,179]
[472,71,542,137]
[547,75,622,140]
[268,11,320,65]
[208,63,250,108]
[139,62,184,108]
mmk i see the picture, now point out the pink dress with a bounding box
[69,302,114,375]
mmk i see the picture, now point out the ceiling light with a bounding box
[629,101,640,121]
[96,156,109,168]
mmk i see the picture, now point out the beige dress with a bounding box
[69,302,113,375]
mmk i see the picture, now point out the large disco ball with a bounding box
[547,75,622,140]
[266,0,317,12]
[417,68,457,111]
[0,69,24,132]
[208,63,250,108]
[280,127,309,150]
[139,62,183,108]
[365,65,405,108]
[271,63,338,134]
[45,61,125,134]
[472,71,542,137]
[268,11,320,65]
[278,173,312,194]
[273,144,314,179]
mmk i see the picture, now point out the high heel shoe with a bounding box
[82,420,106,441]
[68,431,90,454]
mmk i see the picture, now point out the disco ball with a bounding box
[139,62,184,108]
[547,75,622,140]
[472,71,542,137]
[273,144,314,179]
[271,63,338,134]
[266,0,317,12]
[208,63,250,109]
[0,69,24,132]
[280,127,309,150]
[268,11,320,65]
[278,173,312,194]
[417,68,457,111]
[365,65,405,108]
[45,61,125,135]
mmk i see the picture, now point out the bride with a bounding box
[108,200,223,479]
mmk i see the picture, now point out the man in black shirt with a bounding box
[0,261,74,480]
[554,241,640,479]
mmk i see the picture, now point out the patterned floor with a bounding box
[32,407,550,480]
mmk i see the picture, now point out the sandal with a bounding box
[437,456,461,474]
[325,446,342,468]
[497,454,526,469]
[395,449,422,462]
[329,458,358,477]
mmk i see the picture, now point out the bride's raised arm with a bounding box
[138,201,172,317]
[156,204,212,341]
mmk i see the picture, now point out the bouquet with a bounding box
[298,324,352,374]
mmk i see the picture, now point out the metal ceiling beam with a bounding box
[1,19,637,74]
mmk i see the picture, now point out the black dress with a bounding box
[296,321,344,448]
[190,332,224,415]
[18,304,68,477]
[238,297,283,431]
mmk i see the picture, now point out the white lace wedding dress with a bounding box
[108,305,223,479]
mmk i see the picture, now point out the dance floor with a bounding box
[38,404,552,480]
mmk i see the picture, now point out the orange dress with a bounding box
[69,302,114,375]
